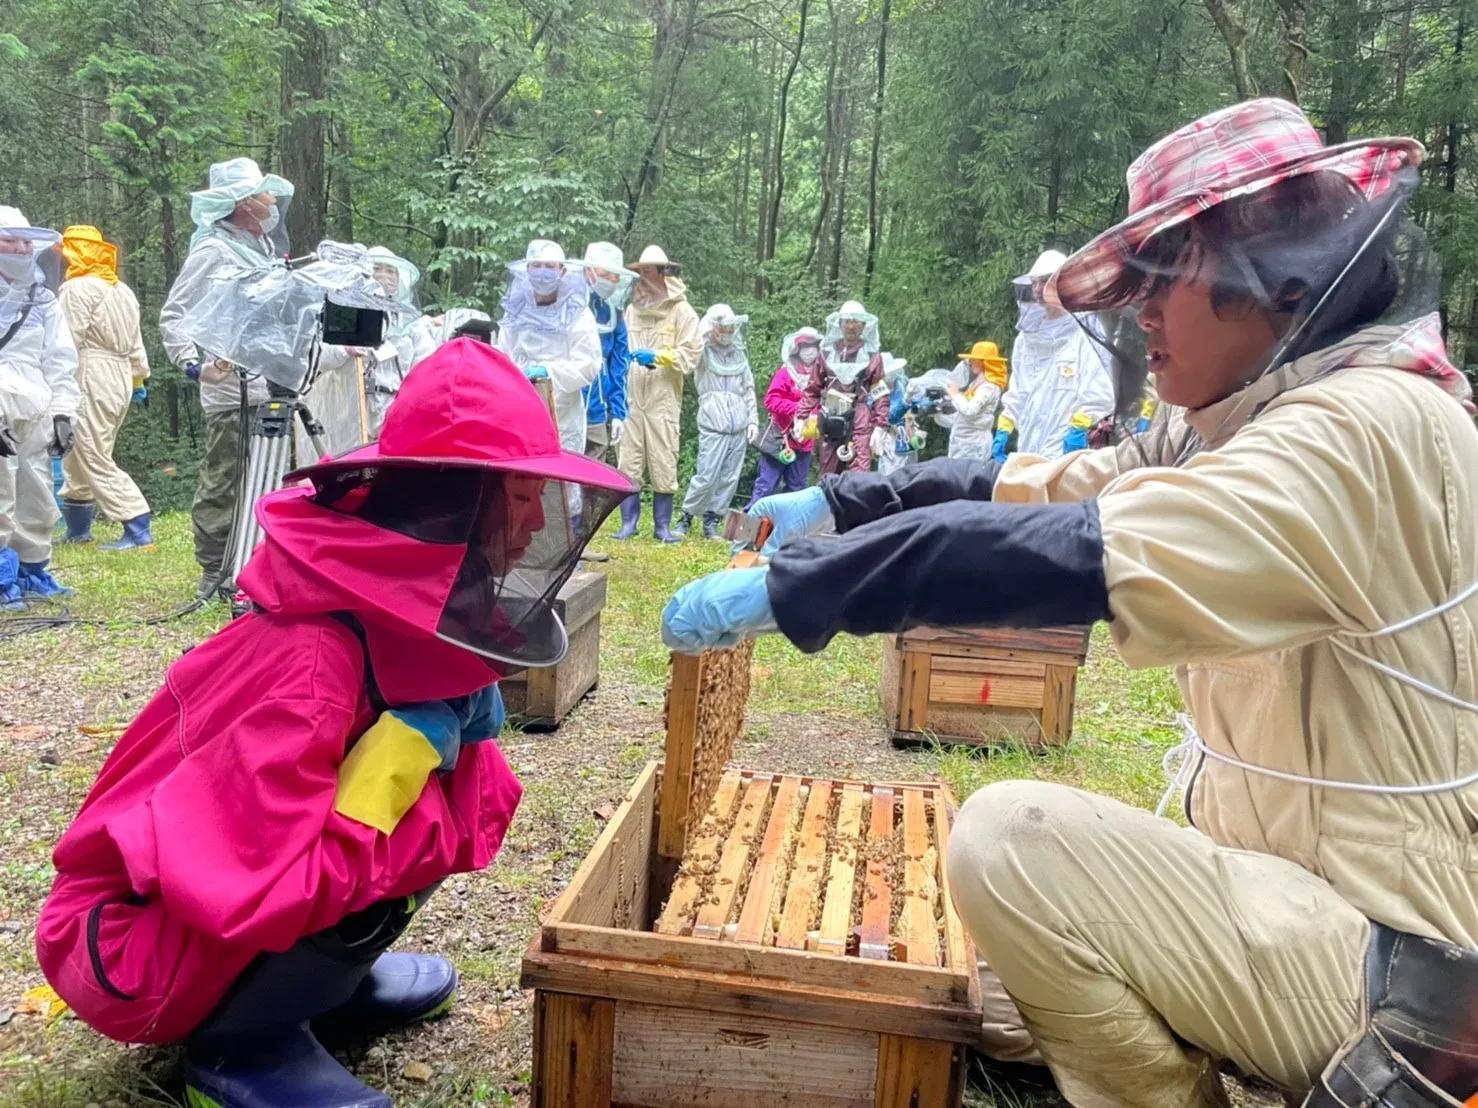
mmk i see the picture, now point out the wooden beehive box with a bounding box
[522,643,982,1108]
[500,570,607,730]
[882,625,1092,748]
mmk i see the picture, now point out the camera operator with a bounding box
[944,341,1007,461]
[159,157,293,599]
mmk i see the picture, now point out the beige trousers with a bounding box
[617,407,679,494]
[948,781,1368,1107]
[60,354,149,521]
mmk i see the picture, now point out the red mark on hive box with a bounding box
[979,679,993,704]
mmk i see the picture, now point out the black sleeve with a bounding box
[766,499,1109,654]
[821,457,1003,533]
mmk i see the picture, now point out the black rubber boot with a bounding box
[701,511,722,540]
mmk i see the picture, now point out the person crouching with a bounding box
[35,338,635,1108]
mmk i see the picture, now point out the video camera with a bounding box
[177,240,400,395]
[922,384,955,415]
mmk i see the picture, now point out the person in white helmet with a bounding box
[159,156,294,598]
[496,239,603,521]
[0,207,80,608]
[578,242,636,465]
[993,249,1115,461]
[615,244,701,542]
[795,299,890,475]
[673,304,757,539]
[362,246,435,436]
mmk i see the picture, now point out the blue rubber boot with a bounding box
[18,561,73,601]
[652,493,681,544]
[59,501,95,544]
[184,1028,389,1108]
[314,953,458,1044]
[0,549,24,611]
[100,512,154,552]
[613,494,640,540]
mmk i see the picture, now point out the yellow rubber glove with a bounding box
[996,413,1016,434]
[1069,411,1094,430]
[654,348,677,370]
[800,415,820,441]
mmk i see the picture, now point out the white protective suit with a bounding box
[496,243,603,457]
[0,209,81,565]
[363,246,435,436]
[947,361,1003,461]
[158,158,293,412]
[680,305,757,518]
[1001,252,1115,457]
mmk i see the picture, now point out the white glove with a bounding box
[746,424,758,446]
[610,418,625,444]
[869,427,891,459]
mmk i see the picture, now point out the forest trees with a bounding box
[0,0,1474,378]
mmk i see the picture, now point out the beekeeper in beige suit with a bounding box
[613,244,701,543]
[658,99,1478,1108]
[55,225,153,550]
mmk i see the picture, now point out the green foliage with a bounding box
[1,0,1473,488]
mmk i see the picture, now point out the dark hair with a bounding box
[1115,170,1403,357]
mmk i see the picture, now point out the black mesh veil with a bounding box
[1064,165,1435,466]
[309,464,627,667]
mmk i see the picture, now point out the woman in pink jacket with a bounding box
[36,339,635,1108]
[747,327,819,506]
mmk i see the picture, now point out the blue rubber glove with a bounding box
[748,485,832,557]
[184,361,202,381]
[524,365,550,381]
[1063,426,1090,453]
[447,684,505,743]
[990,430,1010,463]
[1135,416,1152,434]
[632,349,657,367]
[389,702,464,772]
[662,566,779,654]
[132,386,148,405]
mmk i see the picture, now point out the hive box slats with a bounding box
[882,624,1091,747]
[525,642,980,1108]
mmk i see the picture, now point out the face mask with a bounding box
[257,206,280,236]
[590,276,619,301]
[798,347,820,365]
[528,268,562,294]
[0,252,33,285]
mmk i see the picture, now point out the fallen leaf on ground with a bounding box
[593,802,616,821]
[401,1060,434,1082]
[16,984,70,1020]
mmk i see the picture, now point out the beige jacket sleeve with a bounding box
[666,302,702,379]
[1097,389,1384,669]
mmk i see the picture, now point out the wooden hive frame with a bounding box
[522,638,982,1108]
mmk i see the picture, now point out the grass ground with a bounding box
[0,511,1221,1106]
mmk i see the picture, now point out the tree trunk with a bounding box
[624,0,698,234]
[1325,0,1361,143]
[1202,0,1255,99]
[1394,0,1415,107]
[279,0,328,251]
[1273,0,1309,102]
[329,112,354,242]
[160,192,179,287]
[863,0,891,295]
[764,0,809,269]
[753,37,777,295]
[1445,0,1468,192]
[806,0,844,270]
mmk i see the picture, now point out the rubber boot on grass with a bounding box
[652,493,681,544]
[671,511,694,539]
[701,511,722,540]
[186,897,451,1108]
[59,501,95,544]
[100,513,154,552]
[613,494,640,540]
[18,561,72,601]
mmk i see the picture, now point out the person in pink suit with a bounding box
[35,338,635,1108]
[747,327,819,506]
